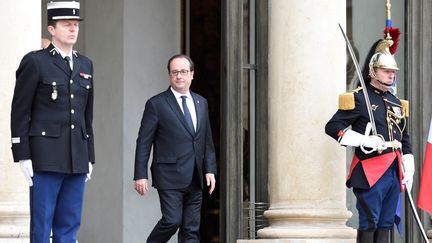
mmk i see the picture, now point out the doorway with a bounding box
[183,1,221,242]
[183,0,269,242]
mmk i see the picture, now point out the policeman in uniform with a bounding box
[10,2,94,242]
[325,37,414,242]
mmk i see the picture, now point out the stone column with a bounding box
[240,1,356,242]
[0,1,41,242]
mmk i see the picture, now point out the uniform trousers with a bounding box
[353,161,400,231]
[30,172,86,243]
[147,169,203,243]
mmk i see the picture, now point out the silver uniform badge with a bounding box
[51,82,58,101]
[392,106,402,117]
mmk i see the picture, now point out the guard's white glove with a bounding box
[339,122,385,154]
[339,128,364,147]
[19,159,34,186]
[361,135,386,154]
[86,162,93,182]
[360,122,385,154]
[402,154,415,192]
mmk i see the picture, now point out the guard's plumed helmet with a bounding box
[368,37,399,79]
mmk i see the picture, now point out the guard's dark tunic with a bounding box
[11,44,95,173]
[325,82,411,189]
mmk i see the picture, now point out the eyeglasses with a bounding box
[170,70,190,76]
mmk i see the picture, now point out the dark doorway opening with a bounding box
[183,1,222,242]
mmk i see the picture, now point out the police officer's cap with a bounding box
[47,1,83,22]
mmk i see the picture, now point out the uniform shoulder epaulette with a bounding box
[352,87,363,93]
[400,99,409,117]
[32,49,44,54]
[338,87,362,110]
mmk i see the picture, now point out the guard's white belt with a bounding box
[383,140,401,150]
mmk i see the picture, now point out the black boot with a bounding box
[374,229,390,243]
[357,230,374,243]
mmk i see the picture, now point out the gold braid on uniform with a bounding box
[400,99,409,117]
[338,87,362,110]
[385,98,408,141]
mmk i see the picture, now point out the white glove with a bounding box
[338,122,385,154]
[339,128,364,147]
[19,159,34,187]
[402,154,415,192]
[360,122,385,154]
[361,135,385,153]
[86,162,93,182]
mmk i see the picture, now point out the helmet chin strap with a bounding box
[377,78,394,87]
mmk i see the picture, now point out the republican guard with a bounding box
[325,32,414,242]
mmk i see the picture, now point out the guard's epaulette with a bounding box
[400,99,409,117]
[32,49,44,53]
[338,87,362,110]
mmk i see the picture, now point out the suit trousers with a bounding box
[30,172,86,243]
[147,169,203,243]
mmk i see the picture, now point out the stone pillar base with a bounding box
[0,240,29,243]
[252,208,356,241]
[0,203,29,241]
[238,239,354,243]
[257,227,356,239]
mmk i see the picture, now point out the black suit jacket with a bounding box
[11,44,95,174]
[134,88,217,189]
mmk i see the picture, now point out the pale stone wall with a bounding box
[78,0,180,242]
[0,0,41,242]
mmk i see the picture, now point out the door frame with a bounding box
[220,0,268,241]
[405,1,432,242]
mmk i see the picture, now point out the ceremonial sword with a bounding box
[338,24,378,136]
[338,24,429,243]
[406,187,429,242]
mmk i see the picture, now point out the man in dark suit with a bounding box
[134,54,217,243]
[10,2,94,242]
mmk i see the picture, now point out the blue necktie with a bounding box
[181,96,194,132]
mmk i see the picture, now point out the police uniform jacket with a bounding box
[325,82,411,189]
[11,44,95,174]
